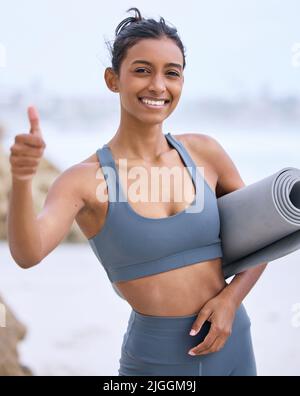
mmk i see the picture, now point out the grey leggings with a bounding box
[118,303,257,376]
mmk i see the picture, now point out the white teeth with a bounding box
[141,98,166,106]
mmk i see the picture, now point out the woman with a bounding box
[7,7,267,376]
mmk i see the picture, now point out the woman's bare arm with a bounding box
[7,106,85,268]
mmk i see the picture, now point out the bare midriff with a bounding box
[113,258,227,316]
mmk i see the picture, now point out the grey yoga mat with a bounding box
[220,167,300,278]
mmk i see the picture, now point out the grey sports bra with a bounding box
[87,132,223,298]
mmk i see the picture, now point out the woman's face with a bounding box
[111,37,184,125]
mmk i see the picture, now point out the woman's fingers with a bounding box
[188,325,232,355]
[188,325,219,355]
[189,307,212,336]
[15,133,45,148]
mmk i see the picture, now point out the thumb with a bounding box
[28,106,42,135]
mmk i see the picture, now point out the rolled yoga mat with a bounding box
[220,167,300,278]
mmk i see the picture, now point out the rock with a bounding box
[0,294,33,376]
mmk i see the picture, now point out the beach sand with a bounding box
[0,241,300,376]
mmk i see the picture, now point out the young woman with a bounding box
[8,7,267,376]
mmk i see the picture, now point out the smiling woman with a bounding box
[90,7,256,376]
[7,6,258,377]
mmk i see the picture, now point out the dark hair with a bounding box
[106,7,186,75]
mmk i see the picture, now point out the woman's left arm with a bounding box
[218,261,268,308]
[187,134,268,356]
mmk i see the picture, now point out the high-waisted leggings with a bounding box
[118,303,257,376]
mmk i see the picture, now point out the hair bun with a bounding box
[115,7,143,36]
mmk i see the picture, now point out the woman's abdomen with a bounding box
[115,258,226,316]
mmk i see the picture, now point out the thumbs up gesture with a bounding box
[9,106,46,181]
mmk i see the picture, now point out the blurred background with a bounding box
[0,0,300,375]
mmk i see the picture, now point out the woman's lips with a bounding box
[138,97,170,110]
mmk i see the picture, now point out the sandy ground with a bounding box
[0,241,300,376]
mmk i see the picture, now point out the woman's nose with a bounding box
[148,74,166,93]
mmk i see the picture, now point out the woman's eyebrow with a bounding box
[131,60,182,70]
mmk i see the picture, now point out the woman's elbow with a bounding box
[10,251,41,269]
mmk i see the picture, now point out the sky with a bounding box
[0,0,299,99]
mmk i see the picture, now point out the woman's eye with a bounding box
[167,71,180,77]
[135,68,149,73]
[134,68,180,77]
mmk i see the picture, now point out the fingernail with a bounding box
[188,350,196,356]
[189,329,197,336]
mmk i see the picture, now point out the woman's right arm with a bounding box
[7,106,85,268]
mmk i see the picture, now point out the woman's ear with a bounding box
[104,67,119,92]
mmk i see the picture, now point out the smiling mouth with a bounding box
[138,97,171,108]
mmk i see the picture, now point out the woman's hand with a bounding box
[188,293,238,356]
[9,106,46,182]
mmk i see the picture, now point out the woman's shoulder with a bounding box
[58,152,101,180]
[172,132,220,156]
[172,131,216,142]
[53,152,105,204]
[174,133,245,195]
